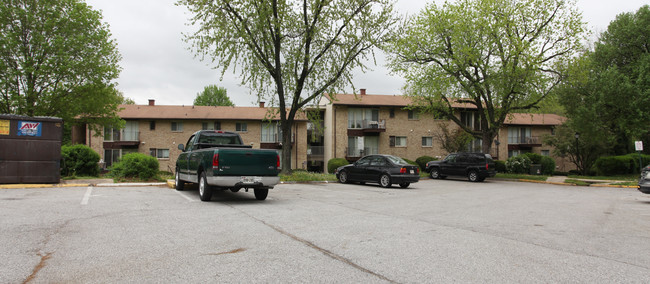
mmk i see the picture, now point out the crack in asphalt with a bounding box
[294,191,650,271]
[229,205,397,283]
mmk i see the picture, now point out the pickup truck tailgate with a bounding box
[216,148,279,176]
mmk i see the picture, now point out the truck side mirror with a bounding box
[178,144,184,151]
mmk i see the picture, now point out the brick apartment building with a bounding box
[320,89,572,172]
[78,91,571,174]
[79,100,310,173]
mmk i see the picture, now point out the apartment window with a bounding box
[408,110,419,120]
[150,121,156,130]
[389,136,407,147]
[550,127,556,136]
[103,127,120,141]
[150,148,170,159]
[104,149,121,168]
[171,121,183,132]
[461,111,480,131]
[541,150,550,156]
[422,137,433,147]
[261,123,281,143]
[390,108,395,118]
[348,108,379,129]
[236,122,248,132]
[508,127,532,144]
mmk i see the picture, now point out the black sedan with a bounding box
[335,155,420,188]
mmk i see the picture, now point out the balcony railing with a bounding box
[508,136,541,145]
[105,130,139,142]
[307,146,324,156]
[347,147,379,158]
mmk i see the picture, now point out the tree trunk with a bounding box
[280,120,293,174]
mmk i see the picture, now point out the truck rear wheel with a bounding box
[254,188,268,200]
[199,172,213,201]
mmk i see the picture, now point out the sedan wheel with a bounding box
[379,174,391,188]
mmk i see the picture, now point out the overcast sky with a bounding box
[84,0,648,106]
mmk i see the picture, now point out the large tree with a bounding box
[387,0,586,154]
[546,5,650,172]
[179,0,399,172]
[0,0,123,130]
[193,85,234,106]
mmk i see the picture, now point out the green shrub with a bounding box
[593,155,634,176]
[109,153,159,180]
[506,155,532,174]
[327,158,349,174]
[540,156,556,175]
[415,156,437,171]
[494,160,507,173]
[522,152,543,164]
[61,144,100,177]
[402,158,418,166]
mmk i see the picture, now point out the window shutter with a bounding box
[389,136,395,147]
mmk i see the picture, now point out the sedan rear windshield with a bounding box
[386,155,408,165]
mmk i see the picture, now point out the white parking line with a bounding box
[172,188,195,202]
[81,187,93,205]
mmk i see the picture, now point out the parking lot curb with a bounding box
[0,183,90,189]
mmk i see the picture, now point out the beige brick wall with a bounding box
[89,119,307,173]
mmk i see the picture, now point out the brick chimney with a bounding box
[259,101,265,108]
[148,99,155,106]
[360,89,366,95]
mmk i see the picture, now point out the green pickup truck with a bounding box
[175,130,281,201]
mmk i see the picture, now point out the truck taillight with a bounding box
[276,155,281,169]
[212,153,219,169]
[486,163,489,170]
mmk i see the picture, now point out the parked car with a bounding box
[175,130,280,201]
[638,165,650,194]
[425,152,496,182]
[335,155,420,188]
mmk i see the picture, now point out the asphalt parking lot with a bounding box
[2,179,650,283]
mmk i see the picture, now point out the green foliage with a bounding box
[506,156,532,174]
[415,156,437,171]
[540,156,556,176]
[494,160,507,173]
[522,153,543,164]
[0,0,123,131]
[109,153,159,180]
[401,158,418,167]
[193,85,234,106]
[180,0,399,173]
[554,5,650,159]
[61,144,100,177]
[280,170,337,182]
[388,0,586,154]
[433,122,473,153]
[593,154,650,176]
[327,158,349,174]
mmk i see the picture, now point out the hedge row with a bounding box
[593,153,650,176]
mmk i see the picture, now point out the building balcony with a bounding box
[346,147,379,160]
[307,146,324,161]
[508,136,542,146]
[103,131,140,148]
[348,119,386,136]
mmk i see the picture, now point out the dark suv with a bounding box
[425,153,496,182]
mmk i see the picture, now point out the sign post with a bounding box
[635,141,644,173]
